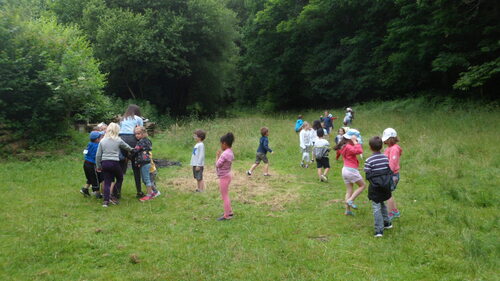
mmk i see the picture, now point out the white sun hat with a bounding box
[382,128,397,142]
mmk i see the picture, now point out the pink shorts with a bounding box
[342,167,363,184]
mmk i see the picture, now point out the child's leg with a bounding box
[381,202,390,223]
[264,163,269,174]
[323,167,330,176]
[372,201,384,233]
[317,168,323,178]
[197,179,205,191]
[347,179,366,202]
[219,176,233,218]
[249,163,259,173]
[387,196,397,212]
[345,183,353,212]
[140,164,152,195]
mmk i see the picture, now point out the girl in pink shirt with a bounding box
[215,132,235,221]
[382,128,403,220]
[335,129,366,215]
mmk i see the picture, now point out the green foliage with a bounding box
[0,9,107,142]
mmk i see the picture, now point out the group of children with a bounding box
[81,106,402,235]
[295,108,402,237]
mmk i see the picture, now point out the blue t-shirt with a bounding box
[257,136,273,154]
[119,116,143,134]
[84,142,99,163]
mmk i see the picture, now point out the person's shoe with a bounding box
[300,163,305,168]
[139,195,153,202]
[374,231,383,237]
[95,193,103,199]
[388,213,395,221]
[391,210,401,218]
[220,213,234,217]
[344,211,354,216]
[110,197,120,205]
[152,190,161,198]
[195,189,204,193]
[136,192,145,198]
[80,187,90,197]
[263,173,271,177]
[384,222,393,229]
[102,201,109,207]
[320,175,328,182]
[347,200,358,209]
[305,164,309,168]
[217,216,232,221]
[246,170,252,176]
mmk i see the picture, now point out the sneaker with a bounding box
[391,210,401,218]
[217,216,232,221]
[344,211,354,216]
[110,197,120,205]
[347,200,358,209]
[305,164,309,168]
[320,175,328,182]
[220,213,234,217]
[300,163,305,168]
[263,173,271,177]
[136,192,145,198]
[80,187,90,197]
[374,232,383,237]
[388,213,395,221]
[152,190,161,198]
[195,189,204,193]
[139,195,153,202]
[384,222,393,229]
[246,170,252,176]
[95,193,103,199]
[102,201,109,207]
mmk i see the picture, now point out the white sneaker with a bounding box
[153,190,161,198]
[246,170,252,176]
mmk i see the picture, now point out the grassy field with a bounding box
[0,99,499,280]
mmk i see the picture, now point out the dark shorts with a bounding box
[391,173,400,191]
[83,161,102,189]
[193,166,204,181]
[316,157,330,169]
[255,152,269,164]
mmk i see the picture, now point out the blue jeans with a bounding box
[140,163,152,187]
[372,201,390,233]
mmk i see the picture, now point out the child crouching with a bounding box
[364,136,393,237]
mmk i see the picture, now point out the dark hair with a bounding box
[386,136,399,144]
[123,104,141,120]
[298,115,302,119]
[316,128,324,138]
[260,127,269,136]
[194,129,206,140]
[312,120,322,130]
[369,136,383,151]
[334,138,348,150]
[220,132,234,147]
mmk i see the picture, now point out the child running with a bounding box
[382,128,403,220]
[343,107,354,126]
[81,131,104,198]
[335,129,365,215]
[313,129,330,182]
[247,127,273,176]
[133,126,160,202]
[190,129,206,192]
[299,122,313,168]
[95,123,132,207]
[335,128,346,145]
[365,136,393,237]
[216,133,235,221]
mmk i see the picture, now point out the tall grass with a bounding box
[0,98,498,280]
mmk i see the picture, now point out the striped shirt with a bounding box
[364,152,390,173]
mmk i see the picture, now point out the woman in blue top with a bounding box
[119,104,144,198]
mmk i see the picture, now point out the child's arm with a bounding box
[299,131,306,149]
[263,138,273,153]
[119,139,132,152]
[215,151,226,168]
[95,143,103,170]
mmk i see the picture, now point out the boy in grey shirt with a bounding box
[190,129,206,192]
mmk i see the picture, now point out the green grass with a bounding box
[1,99,499,280]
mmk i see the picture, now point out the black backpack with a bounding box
[366,168,393,203]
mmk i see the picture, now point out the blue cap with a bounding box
[90,131,102,141]
[343,129,362,143]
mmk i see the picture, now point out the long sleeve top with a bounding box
[384,144,402,174]
[216,148,234,177]
[84,142,99,163]
[338,143,363,169]
[95,137,132,169]
[299,129,313,149]
[119,116,143,135]
[190,142,205,167]
[257,136,272,154]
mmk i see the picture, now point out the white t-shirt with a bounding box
[299,129,313,149]
[190,142,205,166]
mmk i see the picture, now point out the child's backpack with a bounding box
[313,145,329,160]
[367,169,393,203]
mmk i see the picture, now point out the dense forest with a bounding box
[0,0,499,141]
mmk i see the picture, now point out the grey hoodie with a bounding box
[95,137,132,169]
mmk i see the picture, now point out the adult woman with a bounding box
[96,123,132,207]
[119,104,144,198]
